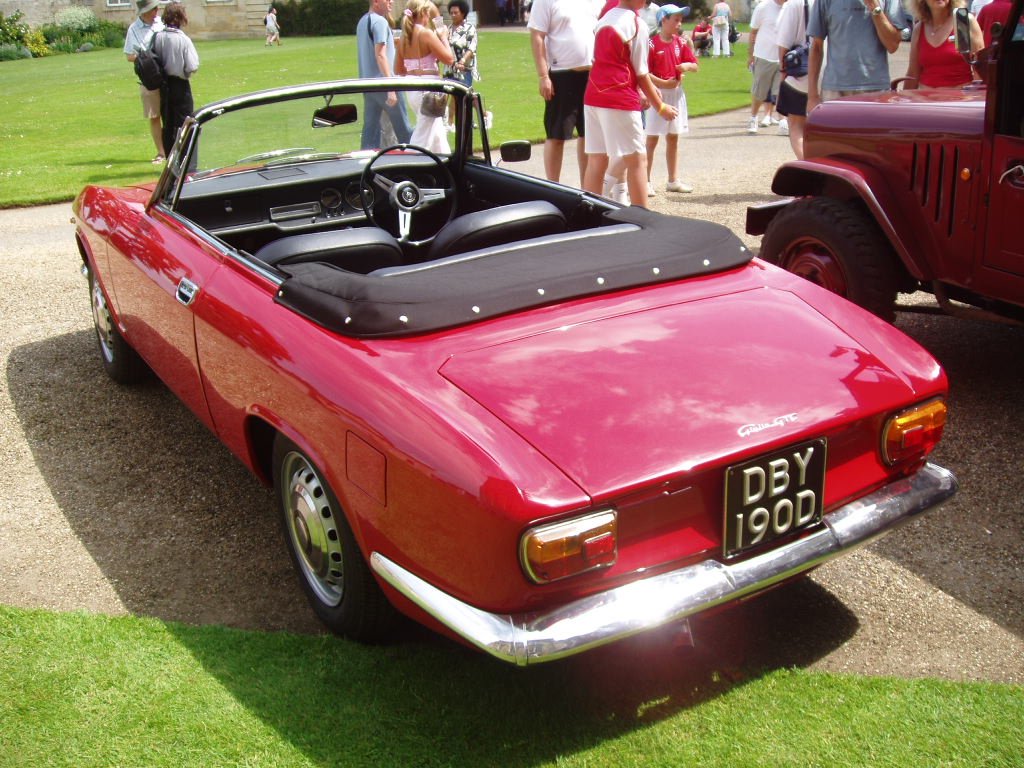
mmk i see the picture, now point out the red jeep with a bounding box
[747,4,1024,324]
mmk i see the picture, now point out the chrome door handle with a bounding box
[997,164,1024,185]
[176,277,199,306]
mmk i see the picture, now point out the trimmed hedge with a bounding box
[274,0,370,36]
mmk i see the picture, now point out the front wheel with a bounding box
[760,197,899,322]
[88,265,149,384]
[272,435,397,641]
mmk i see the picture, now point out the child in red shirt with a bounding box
[692,15,712,56]
[583,0,678,208]
[645,4,698,194]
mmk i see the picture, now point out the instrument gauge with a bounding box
[345,181,371,209]
[320,187,344,211]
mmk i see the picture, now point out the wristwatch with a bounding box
[871,6,883,15]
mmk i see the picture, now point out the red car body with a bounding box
[75,79,956,664]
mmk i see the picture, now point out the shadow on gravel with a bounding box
[5,327,319,635]
[882,310,1024,637]
[7,328,866,758]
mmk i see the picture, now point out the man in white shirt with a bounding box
[123,0,166,163]
[747,0,786,134]
[528,0,603,184]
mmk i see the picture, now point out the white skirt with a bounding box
[406,84,451,155]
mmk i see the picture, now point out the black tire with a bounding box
[760,197,899,322]
[272,435,398,641]
[87,265,149,384]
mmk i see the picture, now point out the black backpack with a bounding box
[134,32,165,91]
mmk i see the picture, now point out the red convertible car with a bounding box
[74,79,957,664]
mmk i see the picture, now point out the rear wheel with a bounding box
[88,265,148,384]
[273,435,397,641]
[760,197,899,321]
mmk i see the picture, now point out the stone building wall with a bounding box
[0,0,272,40]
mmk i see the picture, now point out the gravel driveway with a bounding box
[1,107,1021,683]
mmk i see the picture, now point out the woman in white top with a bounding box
[395,0,455,154]
[265,7,281,46]
[711,0,732,57]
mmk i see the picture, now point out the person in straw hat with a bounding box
[123,0,168,163]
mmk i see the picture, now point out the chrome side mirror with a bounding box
[954,6,972,55]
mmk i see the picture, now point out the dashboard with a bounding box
[173,156,448,242]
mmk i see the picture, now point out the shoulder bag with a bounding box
[783,0,810,79]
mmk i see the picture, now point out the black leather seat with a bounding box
[426,201,567,261]
[254,228,404,274]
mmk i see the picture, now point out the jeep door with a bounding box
[983,7,1024,279]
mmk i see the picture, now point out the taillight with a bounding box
[520,510,617,584]
[882,398,947,466]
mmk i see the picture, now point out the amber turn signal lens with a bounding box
[520,510,617,584]
[882,398,947,466]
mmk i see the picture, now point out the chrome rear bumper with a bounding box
[370,462,957,666]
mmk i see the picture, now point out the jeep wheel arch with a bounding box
[770,162,931,283]
[760,197,900,321]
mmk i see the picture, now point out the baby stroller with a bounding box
[728,21,740,45]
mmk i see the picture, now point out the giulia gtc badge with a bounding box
[738,413,798,437]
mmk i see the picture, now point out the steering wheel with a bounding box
[359,144,457,245]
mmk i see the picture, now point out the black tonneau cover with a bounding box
[274,207,751,338]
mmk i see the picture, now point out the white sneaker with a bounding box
[647,182,657,197]
[610,181,630,205]
[747,117,759,134]
[760,115,773,127]
[666,180,694,193]
[778,118,789,136]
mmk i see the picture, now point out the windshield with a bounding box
[196,97,367,176]
[190,82,484,178]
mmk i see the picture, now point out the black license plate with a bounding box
[723,438,827,559]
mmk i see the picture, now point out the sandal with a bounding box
[151,155,165,165]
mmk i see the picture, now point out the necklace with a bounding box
[924,15,953,43]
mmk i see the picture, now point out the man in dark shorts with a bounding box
[528,0,604,184]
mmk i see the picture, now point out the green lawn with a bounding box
[2,605,1021,767]
[0,33,752,208]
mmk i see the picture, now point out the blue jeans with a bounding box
[360,91,413,150]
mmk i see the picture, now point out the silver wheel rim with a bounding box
[91,276,116,364]
[281,451,344,607]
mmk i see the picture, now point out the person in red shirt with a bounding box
[646,4,699,194]
[977,0,1012,47]
[583,0,679,208]
[904,0,982,88]
[692,14,713,56]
